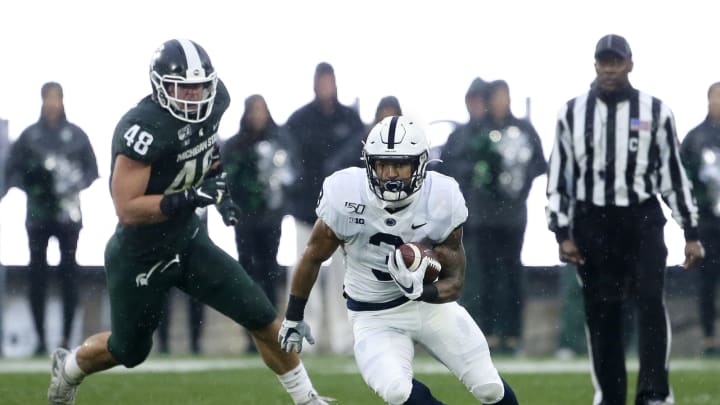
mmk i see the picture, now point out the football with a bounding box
[397,242,442,283]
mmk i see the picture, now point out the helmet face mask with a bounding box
[149,39,218,123]
[362,116,429,203]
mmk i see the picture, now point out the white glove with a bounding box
[387,248,428,300]
[278,319,315,353]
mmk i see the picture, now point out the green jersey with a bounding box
[110,80,230,258]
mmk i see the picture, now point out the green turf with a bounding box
[2,355,718,404]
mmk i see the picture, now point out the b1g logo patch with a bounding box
[348,217,365,224]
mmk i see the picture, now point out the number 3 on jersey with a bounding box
[369,232,404,281]
[123,125,155,155]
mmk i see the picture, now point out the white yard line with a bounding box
[0,357,716,374]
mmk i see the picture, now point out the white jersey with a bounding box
[316,167,468,304]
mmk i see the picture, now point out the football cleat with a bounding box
[48,348,79,405]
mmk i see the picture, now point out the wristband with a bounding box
[417,284,439,303]
[285,294,308,321]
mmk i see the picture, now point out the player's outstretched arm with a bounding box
[279,219,341,353]
[291,219,341,299]
[429,226,465,303]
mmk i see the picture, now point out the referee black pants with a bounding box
[573,198,671,405]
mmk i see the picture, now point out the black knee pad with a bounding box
[108,335,153,368]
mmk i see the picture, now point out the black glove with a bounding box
[160,176,227,217]
[217,194,240,226]
[193,175,227,206]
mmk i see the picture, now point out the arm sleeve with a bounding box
[545,104,574,242]
[656,106,699,239]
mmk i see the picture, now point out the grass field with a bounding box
[1,354,718,404]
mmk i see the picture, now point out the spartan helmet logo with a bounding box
[149,39,218,123]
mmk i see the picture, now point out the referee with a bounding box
[545,34,704,405]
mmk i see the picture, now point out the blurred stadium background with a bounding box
[1,3,719,403]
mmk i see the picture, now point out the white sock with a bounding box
[277,362,317,404]
[63,348,87,384]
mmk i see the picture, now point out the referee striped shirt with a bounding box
[546,87,699,241]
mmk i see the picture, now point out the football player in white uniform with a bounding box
[279,116,519,404]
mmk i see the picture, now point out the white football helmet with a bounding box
[362,116,430,202]
[149,39,218,123]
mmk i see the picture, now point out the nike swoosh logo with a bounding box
[389,272,414,294]
[196,190,212,200]
[411,223,427,230]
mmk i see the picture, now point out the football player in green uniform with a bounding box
[47,39,331,405]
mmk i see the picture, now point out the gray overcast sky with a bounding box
[1,0,718,266]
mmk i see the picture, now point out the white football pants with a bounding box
[349,301,504,404]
